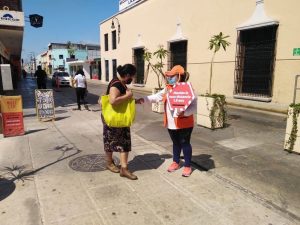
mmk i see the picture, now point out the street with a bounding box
[0,78,299,225]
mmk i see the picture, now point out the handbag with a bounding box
[101,95,136,127]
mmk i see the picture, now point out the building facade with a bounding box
[41,43,100,79]
[100,0,300,112]
[0,0,24,91]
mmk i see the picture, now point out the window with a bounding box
[104,33,109,51]
[112,59,117,78]
[234,25,278,98]
[112,31,117,50]
[105,60,109,81]
[169,41,187,69]
[59,55,63,59]
[133,48,145,84]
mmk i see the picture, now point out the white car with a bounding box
[51,72,71,87]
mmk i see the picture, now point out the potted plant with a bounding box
[284,103,300,153]
[143,45,168,113]
[197,32,230,129]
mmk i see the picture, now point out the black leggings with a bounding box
[168,127,193,167]
[75,87,86,109]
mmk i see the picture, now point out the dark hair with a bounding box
[37,65,42,70]
[179,72,190,82]
[116,64,136,78]
[75,69,85,76]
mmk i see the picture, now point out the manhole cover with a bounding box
[69,154,119,172]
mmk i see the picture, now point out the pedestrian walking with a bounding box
[22,69,27,79]
[136,65,197,177]
[34,65,47,89]
[101,63,138,180]
[73,69,88,110]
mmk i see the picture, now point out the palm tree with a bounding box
[66,41,75,59]
[144,45,168,89]
[208,32,230,95]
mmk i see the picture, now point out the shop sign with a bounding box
[35,89,55,121]
[0,96,24,137]
[293,48,300,56]
[119,0,141,11]
[167,82,195,112]
[0,10,24,27]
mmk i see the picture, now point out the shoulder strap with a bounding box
[106,79,126,94]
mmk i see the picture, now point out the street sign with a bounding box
[293,48,300,56]
[167,82,195,112]
[29,14,43,28]
[35,89,55,121]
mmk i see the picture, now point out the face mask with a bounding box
[126,78,133,84]
[167,76,177,85]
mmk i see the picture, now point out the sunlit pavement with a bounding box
[0,78,299,225]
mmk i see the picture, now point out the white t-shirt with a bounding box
[74,74,86,88]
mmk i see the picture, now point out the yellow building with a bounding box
[100,0,300,112]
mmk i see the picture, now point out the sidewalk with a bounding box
[0,79,299,225]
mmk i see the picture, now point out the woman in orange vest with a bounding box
[137,65,197,177]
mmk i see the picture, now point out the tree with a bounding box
[143,45,169,89]
[66,41,75,58]
[208,32,230,95]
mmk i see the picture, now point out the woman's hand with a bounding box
[135,98,144,104]
[125,89,133,100]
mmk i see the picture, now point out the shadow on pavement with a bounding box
[128,153,172,172]
[53,116,70,122]
[0,178,16,201]
[191,154,215,171]
[25,128,47,135]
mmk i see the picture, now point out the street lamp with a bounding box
[111,17,121,43]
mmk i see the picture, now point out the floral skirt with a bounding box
[101,114,131,152]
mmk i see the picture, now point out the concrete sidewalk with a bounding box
[0,79,299,225]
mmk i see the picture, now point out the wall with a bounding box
[100,0,300,110]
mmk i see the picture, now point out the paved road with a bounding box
[0,77,299,225]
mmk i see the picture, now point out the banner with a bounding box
[167,82,195,111]
[119,0,141,11]
[0,64,13,91]
[35,89,55,120]
[0,96,24,137]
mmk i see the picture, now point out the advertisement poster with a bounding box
[35,89,55,121]
[0,95,24,137]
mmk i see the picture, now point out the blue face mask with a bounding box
[167,76,178,85]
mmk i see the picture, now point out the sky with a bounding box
[22,0,119,61]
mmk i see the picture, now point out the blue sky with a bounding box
[22,0,119,60]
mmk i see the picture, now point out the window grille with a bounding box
[112,31,117,50]
[105,60,109,81]
[112,59,117,78]
[169,41,187,70]
[234,25,278,98]
[104,34,109,51]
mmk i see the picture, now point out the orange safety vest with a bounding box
[163,85,194,129]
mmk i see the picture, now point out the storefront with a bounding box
[0,4,24,92]
[100,0,300,112]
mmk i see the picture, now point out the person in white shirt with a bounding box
[136,65,197,177]
[73,69,87,110]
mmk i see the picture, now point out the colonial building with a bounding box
[100,0,300,112]
[40,42,100,79]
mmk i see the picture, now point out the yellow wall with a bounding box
[100,0,300,110]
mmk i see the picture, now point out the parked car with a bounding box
[51,71,71,87]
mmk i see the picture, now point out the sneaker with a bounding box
[167,162,180,172]
[182,167,192,177]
